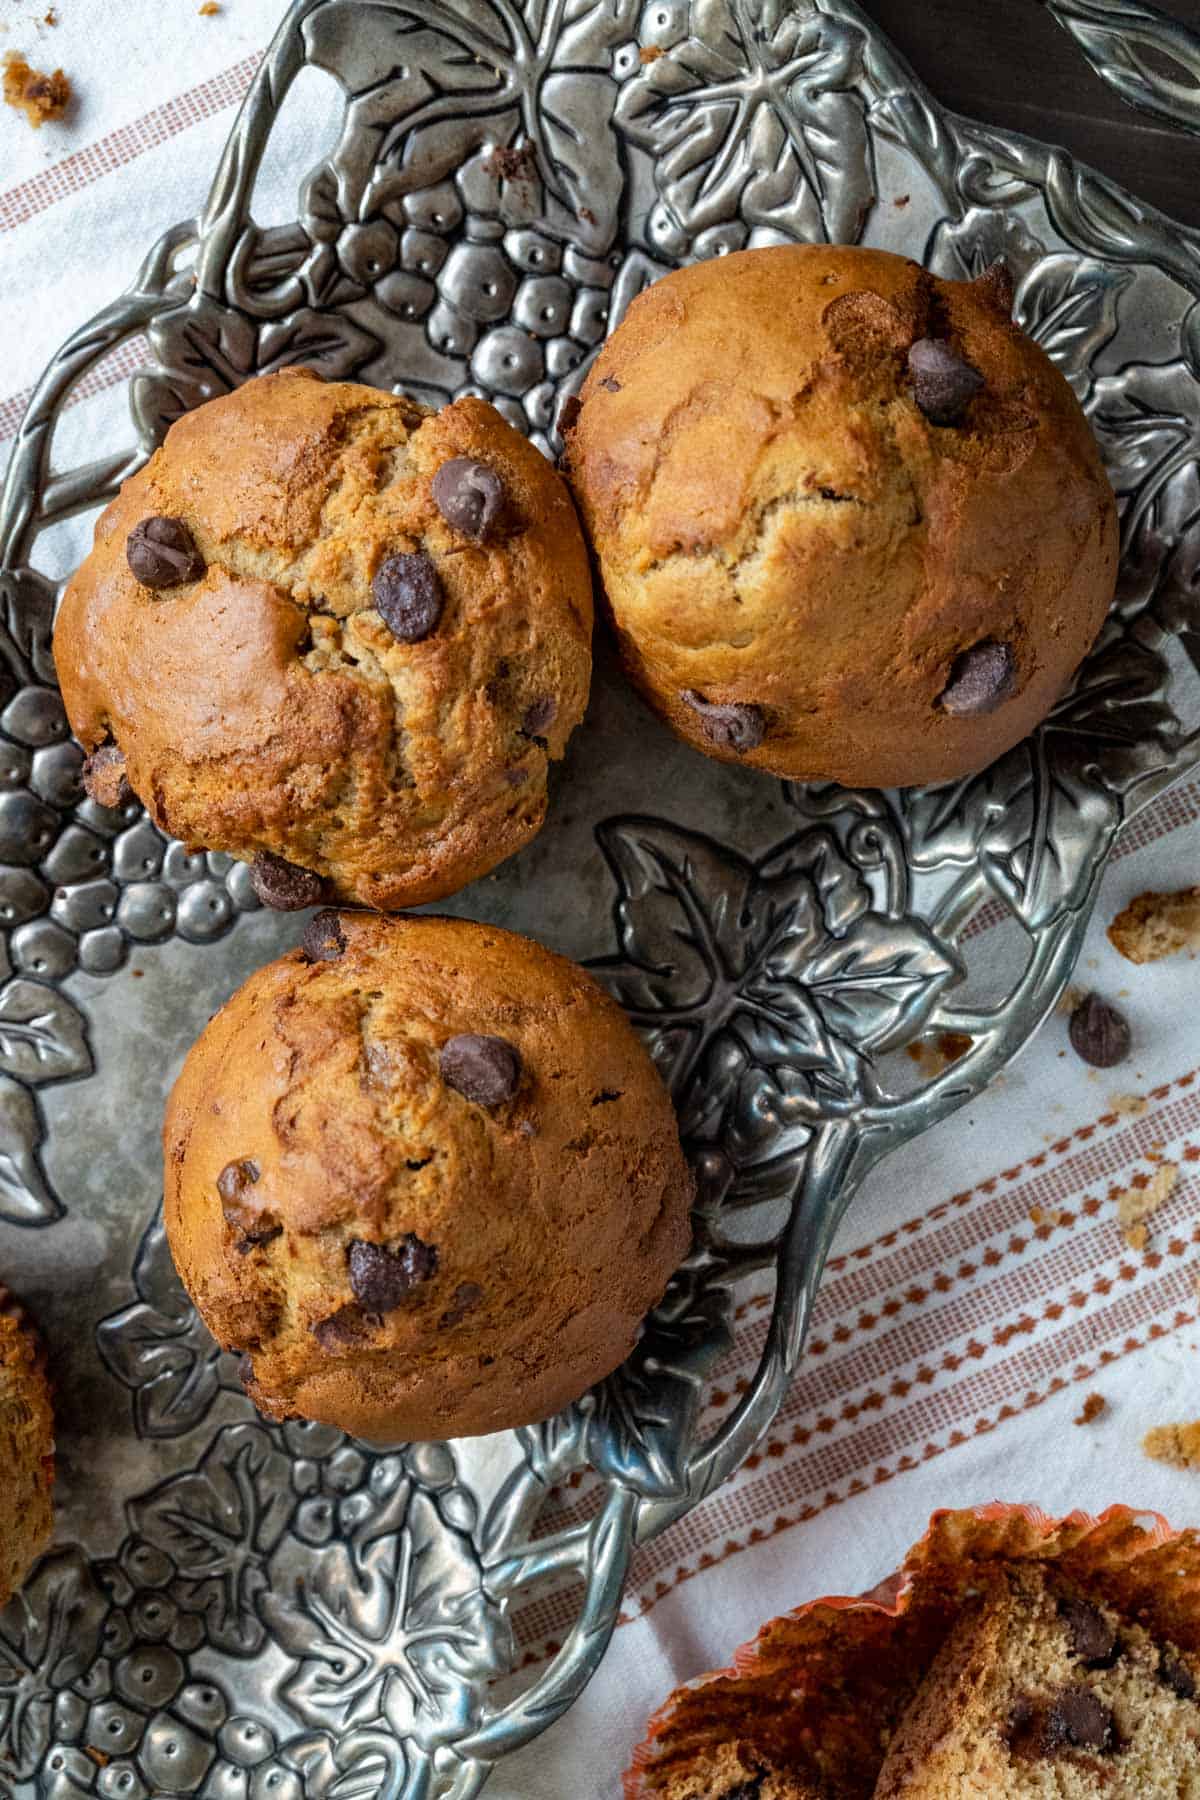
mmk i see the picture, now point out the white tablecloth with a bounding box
[3,5,1199,1796]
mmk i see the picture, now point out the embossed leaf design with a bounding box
[1046,0,1200,135]
[265,1472,506,1749]
[129,1423,293,1654]
[0,569,58,687]
[0,1077,59,1226]
[1017,254,1130,399]
[0,981,90,1087]
[586,1257,733,1498]
[0,1549,110,1780]
[618,7,871,242]
[134,299,380,445]
[96,1208,238,1437]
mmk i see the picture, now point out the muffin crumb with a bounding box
[2,49,70,125]
[1109,887,1200,963]
[1074,1392,1106,1426]
[1115,1161,1177,1248]
[1109,1092,1147,1118]
[1144,1420,1200,1470]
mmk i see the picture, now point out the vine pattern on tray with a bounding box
[2,0,1200,1794]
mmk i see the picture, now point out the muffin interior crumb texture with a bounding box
[2,48,70,124]
[1115,1162,1177,1250]
[1143,1420,1200,1471]
[874,1565,1200,1798]
[1108,888,1200,964]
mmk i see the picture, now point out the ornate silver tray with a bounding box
[3,0,1200,1794]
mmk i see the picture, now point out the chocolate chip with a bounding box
[1068,993,1131,1070]
[1043,1686,1114,1753]
[217,1158,260,1207]
[218,1158,280,1251]
[347,1235,438,1313]
[557,394,582,436]
[521,696,557,736]
[1007,1695,1037,1746]
[250,851,325,911]
[440,1033,522,1106]
[311,1305,365,1349]
[938,640,1016,715]
[373,551,444,642]
[82,744,132,809]
[908,337,984,424]
[432,458,505,542]
[302,908,346,962]
[237,1352,255,1389]
[598,375,621,394]
[126,516,205,589]
[439,1281,483,1328]
[681,689,766,754]
[1161,1645,1197,1700]
[1059,1595,1118,1667]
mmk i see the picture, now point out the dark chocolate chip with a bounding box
[82,744,132,809]
[347,1235,439,1313]
[938,639,1016,716]
[1068,993,1131,1070]
[217,1158,281,1250]
[302,908,347,963]
[126,516,205,589]
[237,1353,255,1390]
[1042,1686,1114,1753]
[908,337,985,425]
[1059,1595,1118,1667]
[439,1281,483,1329]
[1007,1695,1037,1747]
[1161,1645,1197,1701]
[591,1088,622,1105]
[557,394,582,436]
[505,766,529,786]
[217,1158,260,1207]
[373,551,444,642]
[311,1305,366,1349]
[432,458,505,542]
[439,1033,523,1106]
[521,696,557,736]
[598,375,622,394]
[250,851,325,912]
[681,689,766,754]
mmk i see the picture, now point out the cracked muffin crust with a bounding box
[163,912,693,1441]
[53,370,593,910]
[0,1285,54,1608]
[565,245,1117,788]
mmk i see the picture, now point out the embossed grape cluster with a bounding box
[0,681,261,984]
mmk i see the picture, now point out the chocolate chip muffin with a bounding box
[0,1285,54,1607]
[54,370,593,911]
[874,1567,1200,1797]
[566,245,1117,788]
[163,913,692,1441]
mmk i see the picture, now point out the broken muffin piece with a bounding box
[2,51,70,126]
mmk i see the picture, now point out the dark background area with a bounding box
[861,0,1200,228]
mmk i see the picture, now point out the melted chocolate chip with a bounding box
[908,337,985,425]
[598,374,621,394]
[1043,1686,1114,1753]
[1161,1645,1197,1701]
[439,1281,483,1328]
[302,908,347,963]
[311,1305,366,1349]
[250,851,325,912]
[218,1158,281,1251]
[557,394,582,436]
[82,744,132,809]
[1059,1595,1118,1667]
[521,696,557,736]
[432,458,505,542]
[217,1158,260,1207]
[373,551,444,642]
[938,640,1016,716]
[681,689,766,754]
[126,516,205,589]
[347,1236,438,1313]
[1068,993,1131,1070]
[439,1033,523,1106]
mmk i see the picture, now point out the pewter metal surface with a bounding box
[3,0,1200,1793]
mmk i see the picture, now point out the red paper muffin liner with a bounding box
[624,1502,1200,1798]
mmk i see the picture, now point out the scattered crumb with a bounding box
[2,49,70,125]
[1115,1161,1178,1247]
[83,1747,110,1768]
[1029,1206,1071,1228]
[938,1031,972,1062]
[639,43,664,62]
[484,142,536,181]
[893,194,910,208]
[199,1,221,12]
[1144,1420,1200,1470]
[42,8,58,23]
[1109,1092,1147,1118]
[1109,887,1200,964]
[130,968,144,979]
[1075,1392,1106,1426]
[906,1032,974,1073]
[580,204,596,225]
[1056,984,1086,1017]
